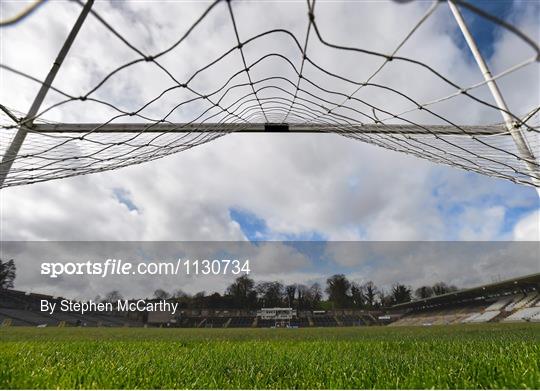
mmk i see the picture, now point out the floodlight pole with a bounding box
[448,1,540,191]
[0,0,94,188]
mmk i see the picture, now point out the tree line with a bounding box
[100,274,459,310]
[0,258,458,310]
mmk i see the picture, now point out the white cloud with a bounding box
[513,209,540,241]
[457,206,506,240]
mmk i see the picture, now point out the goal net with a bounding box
[1,0,538,188]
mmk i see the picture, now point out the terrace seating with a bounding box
[0,289,64,311]
[74,313,125,327]
[468,310,500,323]
[96,314,143,327]
[289,317,310,327]
[339,315,365,326]
[511,292,539,310]
[484,297,513,312]
[504,294,525,311]
[47,311,95,326]
[390,300,490,326]
[0,290,35,309]
[312,316,338,327]
[296,317,311,327]
[530,312,540,322]
[257,319,275,328]
[227,316,254,328]
[178,317,198,327]
[0,308,60,326]
[0,312,34,326]
[461,312,481,323]
[2,318,30,326]
[204,317,229,328]
[503,307,540,322]
[388,316,417,326]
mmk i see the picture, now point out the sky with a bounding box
[0,0,538,299]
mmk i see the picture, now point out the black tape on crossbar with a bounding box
[264,123,289,132]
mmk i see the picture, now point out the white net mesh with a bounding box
[1,0,539,188]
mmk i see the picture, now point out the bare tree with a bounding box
[172,289,190,299]
[285,284,296,307]
[309,283,322,307]
[351,282,365,308]
[377,288,393,308]
[432,282,458,296]
[153,289,171,300]
[0,258,16,289]
[415,286,434,299]
[297,284,308,309]
[103,290,123,303]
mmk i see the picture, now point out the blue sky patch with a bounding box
[229,208,268,240]
[113,188,138,212]
[230,208,327,242]
[452,0,515,61]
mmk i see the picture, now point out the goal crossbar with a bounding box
[29,122,509,135]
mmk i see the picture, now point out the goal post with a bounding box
[448,0,540,190]
[0,0,95,188]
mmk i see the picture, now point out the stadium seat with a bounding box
[503,307,540,322]
[511,292,539,310]
[484,297,513,311]
[468,311,500,323]
[504,294,526,311]
[461,312,482,323]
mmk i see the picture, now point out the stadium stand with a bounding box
[1,273,538,328]
[511,292,539,310]
[337,315,365,327]
[290,317,310,327]
[48,311,100,327]
[503,306,540,322]
[203,317,229,328]
[389,273,540,326]
[257,319,276,328]
[484,297,513,311]
[460,312,482,324]
[0,289,142,327]
[504,294,526,311]
[312,315,338,327]
[530,312,540,322]
[0,308,60,326]
[0,310,34,326]
[389,300,488,326]
[467,310,501,323]
[227,316,255,328]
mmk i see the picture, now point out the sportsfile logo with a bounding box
[40,259,251,278]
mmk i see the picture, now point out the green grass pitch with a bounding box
[0,323,539,389]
